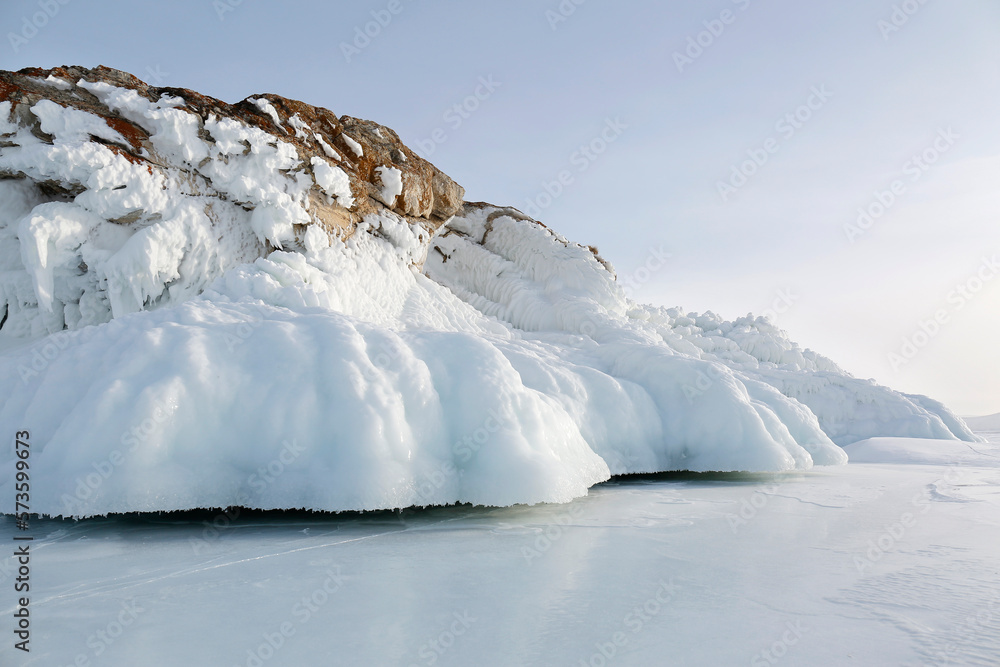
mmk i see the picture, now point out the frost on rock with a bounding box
[341,133,363,157]
[250,97,284,131]
[314,133,340,160]
[0,66,982,518]
[311,157,354,208]
[375,165,403,206]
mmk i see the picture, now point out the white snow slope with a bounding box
[0,87,981,517]
[963,412,1000,432]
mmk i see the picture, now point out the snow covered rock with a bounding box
[0,65,462,336]
[0,66,981,518]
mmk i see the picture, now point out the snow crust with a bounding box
[249,97,283,130]
[341,133,363,157]
[964,412,1000,432]
[4,448,1000,666]
[0,81,982,517]
[310,157,354,208]
[286,113,310,139]
[843,437,1000,466]
[39,74,73,90]
[375,165,403,206]
[314,133,341,160]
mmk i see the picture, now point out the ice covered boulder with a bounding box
[0,66,981,518]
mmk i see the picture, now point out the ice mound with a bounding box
[0,67,980,517]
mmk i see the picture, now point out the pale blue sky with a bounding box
[3,0,999,414]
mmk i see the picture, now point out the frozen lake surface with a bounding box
[3,433,999,667]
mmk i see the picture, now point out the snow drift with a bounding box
[843,436,1000,466]
[0,66,980,517]
[963,412,1000,432]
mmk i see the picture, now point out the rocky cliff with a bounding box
[0,66,981,517]
[1,65,469,336]
[2,65,464,229]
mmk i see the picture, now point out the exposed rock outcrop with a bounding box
[0,65,463,241]
[0,66,985,519]
[0,65,472,337]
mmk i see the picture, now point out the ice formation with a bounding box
[0,67,981,517]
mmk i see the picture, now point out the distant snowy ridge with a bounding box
[843,436,1000,466]
[963,412,1000,432]
[0,66,980,517]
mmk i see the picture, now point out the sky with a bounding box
[2,0,998,415]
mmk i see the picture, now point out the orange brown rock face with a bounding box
[0,64,465,244]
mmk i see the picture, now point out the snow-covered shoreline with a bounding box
[0,67,983,518]
[2,432,997,666]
